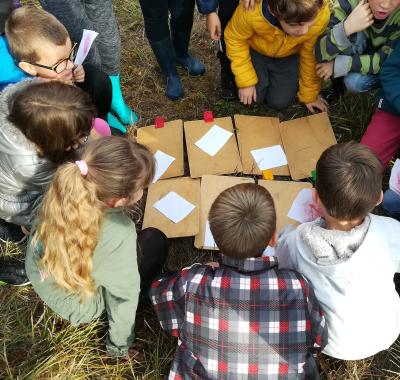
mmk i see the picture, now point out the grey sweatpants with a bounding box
[39,0,120,75]
[250,48,300,110]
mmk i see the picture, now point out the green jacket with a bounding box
[25,209,140,357]
[315,0,400,77]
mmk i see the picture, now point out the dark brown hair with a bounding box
[268,0,324,23]
[209,183,276,259]
[5,6,68,62]
[8,81,96,163]
[316,141,382,220]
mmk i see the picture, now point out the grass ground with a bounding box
[1,0,400,379]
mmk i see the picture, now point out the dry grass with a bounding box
[1,0,399,379]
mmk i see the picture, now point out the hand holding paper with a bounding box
[74,29,99,66]
[287,188,323,223]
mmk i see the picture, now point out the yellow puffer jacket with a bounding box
[225,1,330,104]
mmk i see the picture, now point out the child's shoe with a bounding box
[0,219,27,244]
[109,75,139,125]
[172,27,205,76]
[176,54,205,76]
[149,38,184,101]
[107,113,127,135]
[220,70,237,100]
[0,261,30,286]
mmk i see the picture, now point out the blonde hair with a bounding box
[5,6,69,62]
[34,137,155,300]
[209,184,276,259]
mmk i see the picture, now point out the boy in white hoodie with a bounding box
[276,141,400,360]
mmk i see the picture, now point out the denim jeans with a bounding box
[382,189,400,220]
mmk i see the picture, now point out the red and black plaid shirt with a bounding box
[150,255,327,380]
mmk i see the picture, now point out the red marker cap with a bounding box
[155,116,165,128]
[203,110,214,123]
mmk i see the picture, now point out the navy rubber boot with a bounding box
[149,38,183,101]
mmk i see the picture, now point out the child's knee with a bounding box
[265,93,295,110]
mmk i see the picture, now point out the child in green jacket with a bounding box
[25,137,168,359]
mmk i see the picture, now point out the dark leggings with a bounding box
[137,227,169,294]
[218,0,239,74]
[77,63,112,119]
[138,0,195,43]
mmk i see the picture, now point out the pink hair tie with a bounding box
[75,160,88,176]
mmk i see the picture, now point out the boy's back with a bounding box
[278,214,400,359]
[151,183,326,380]
[151,255,325,379]
[277,142,400,360]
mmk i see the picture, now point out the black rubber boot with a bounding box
[320,77,345,104]
[171,24,205,76]
[219,51,237,100]
[149,37,183,101]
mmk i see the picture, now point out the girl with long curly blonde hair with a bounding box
[25,137,169,359]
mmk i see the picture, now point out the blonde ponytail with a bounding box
[33,137,155,300]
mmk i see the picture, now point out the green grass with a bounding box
[2,0,399,379]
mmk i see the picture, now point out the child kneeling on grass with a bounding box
[277,142,400,360]
[150,183,327,379]
[25,137,169,359]
[224,0,330,112]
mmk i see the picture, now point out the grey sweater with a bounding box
[0,80,56,226]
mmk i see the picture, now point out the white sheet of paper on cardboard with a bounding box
[74,29,99,66]
[195,125,233,157]
[250,145,288,170]
[262,246,276,256]
[152,150,175,183]
[204,220,218,249]
[287,188,322,223]
[153,192,195,224]
[389,159,400,196]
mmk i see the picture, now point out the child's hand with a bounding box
[305,95,329,113]
[316,61,334,80]
[207,12,222,40]
[239,86,257,105]
[242,0,261,11]
[73,65,85,83]
[344,0,374,36]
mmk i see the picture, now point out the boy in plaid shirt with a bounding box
[150,183,327,379]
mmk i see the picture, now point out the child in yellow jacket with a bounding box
[225,0,330,112]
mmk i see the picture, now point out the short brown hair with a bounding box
[209,184,276,259]
[8,81,96,163]
[268,0,324,23]
[5,6,68,62]
[316,141,382,220]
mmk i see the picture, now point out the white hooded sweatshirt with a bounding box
[276,214,400,360]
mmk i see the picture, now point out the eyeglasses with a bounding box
[26,42,78,74]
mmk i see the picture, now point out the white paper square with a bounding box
[287,188,322,223]
[153,192,195,223]
[250,145,288,170]
[389,159,400,196]
[195,125,233,157]
[152,150,175,183]
[204,220,218,249]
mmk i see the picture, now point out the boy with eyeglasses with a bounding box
[4,6,113,122]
